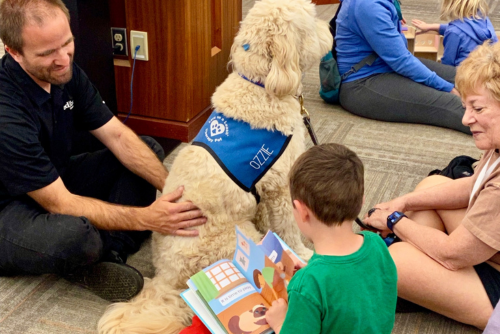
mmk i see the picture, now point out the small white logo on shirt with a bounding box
[63,100,74,110]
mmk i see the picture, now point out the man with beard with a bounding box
[0,0,206,302]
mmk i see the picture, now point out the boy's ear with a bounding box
[293,200,311,224]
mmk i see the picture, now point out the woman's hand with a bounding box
[265,298,288,334]
[372,197,407,213]
[363,208,393,237]
[363,197,408,236]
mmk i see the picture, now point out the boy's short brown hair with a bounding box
[289,143,364,226]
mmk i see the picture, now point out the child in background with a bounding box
[412,0,497,66]
[265,144,397,334]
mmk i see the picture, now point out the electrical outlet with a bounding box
[130,30,149,61]
[111,27,128,56]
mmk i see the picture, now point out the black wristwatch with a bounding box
[387,211,407,232]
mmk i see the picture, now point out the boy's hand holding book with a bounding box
[265,298,288,334]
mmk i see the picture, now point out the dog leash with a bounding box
[299,94,366,230]
[298,95,319,146]
[297,94,388,240]
[239,75,319,146]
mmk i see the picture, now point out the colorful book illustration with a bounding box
[181,226,304,334]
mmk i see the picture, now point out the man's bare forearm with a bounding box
[112,128,168,191]
[58,193,148,231]
[91,117,168,191]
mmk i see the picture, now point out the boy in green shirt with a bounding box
[265,143,397,334]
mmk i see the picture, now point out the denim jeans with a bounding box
[0,136,164,276]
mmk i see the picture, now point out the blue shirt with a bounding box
[439,17,498,66]
[335,0,454,92]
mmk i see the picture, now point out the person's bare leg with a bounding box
[390,242,493,329]
[406,175,467,233]
[405,175,454,232]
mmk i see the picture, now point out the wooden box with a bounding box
[413,32,444,62]
[403,26,416,54]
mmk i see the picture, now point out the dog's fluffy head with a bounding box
[229,0,333,98]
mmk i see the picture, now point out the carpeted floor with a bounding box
[1,0,499,333]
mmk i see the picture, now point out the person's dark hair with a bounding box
[0,0,70,54]
[289,143,364,226]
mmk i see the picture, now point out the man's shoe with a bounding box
[65,262,144,302]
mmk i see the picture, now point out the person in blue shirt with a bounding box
[412,0,497,67]
[336,0,470,134]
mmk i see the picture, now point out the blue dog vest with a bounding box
[192,111,292,203]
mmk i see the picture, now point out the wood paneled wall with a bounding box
[110,0,242,141]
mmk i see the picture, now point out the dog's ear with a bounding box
[266,32,301,98]
[228,315,244,334]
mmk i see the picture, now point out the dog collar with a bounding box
[239,74,265,88]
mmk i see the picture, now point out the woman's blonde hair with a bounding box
[455,42,500,103]
[440,0,489,21]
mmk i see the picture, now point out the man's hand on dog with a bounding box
[141,186,206,236]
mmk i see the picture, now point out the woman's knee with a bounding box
[414,175,452,191]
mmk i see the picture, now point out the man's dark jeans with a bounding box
[0,136,165,276]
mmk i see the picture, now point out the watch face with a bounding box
[389,211,403,223]
[388,211,405,231]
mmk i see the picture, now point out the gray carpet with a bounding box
[1,0,499,333]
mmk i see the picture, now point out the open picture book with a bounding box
[181,226,306,334]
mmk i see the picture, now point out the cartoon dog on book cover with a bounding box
[98,0,332,333]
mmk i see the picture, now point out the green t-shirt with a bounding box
[279,231,397,334]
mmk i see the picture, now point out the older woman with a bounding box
[364,41,500,330]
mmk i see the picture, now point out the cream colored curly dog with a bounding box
[98,0,332,333]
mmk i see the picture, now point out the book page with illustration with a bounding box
[182,227,305,334]
[183,258,272,334]
[233,227,290,304]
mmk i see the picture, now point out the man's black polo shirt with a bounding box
[0,54,114,209]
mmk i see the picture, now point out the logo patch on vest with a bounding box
[203,114,229,142]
